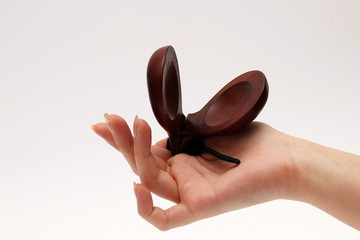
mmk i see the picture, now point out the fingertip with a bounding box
[91,123,101,136]
[105,114,133,140]
[133,182,139,199]
[91,122,106,135]
[134,183,154,217]
[133,115,139,135]
[104,113,110,124]
[136,118,150,131]
[134,118,152,154]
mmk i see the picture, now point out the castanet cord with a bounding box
[167,137,241,165]
[201,145,241,164]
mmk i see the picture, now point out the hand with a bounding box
[92,114,300,230]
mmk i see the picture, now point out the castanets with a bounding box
[147,46,268,164]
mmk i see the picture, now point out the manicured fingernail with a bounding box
[91,124,95,131]
[133,182,138,198]
[133,115,139,137]
[104,113,110,124]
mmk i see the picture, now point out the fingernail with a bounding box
[133,182,138,197]
[104,113,110,124]
[133,115,139,137]
[91,124,95,131]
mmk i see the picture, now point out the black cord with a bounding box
[201,145,241,164]
[182,137,241,165]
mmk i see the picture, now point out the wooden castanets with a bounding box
[147,46,268,164]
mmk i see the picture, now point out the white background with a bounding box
[1,0,360,239]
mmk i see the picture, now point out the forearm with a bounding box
[290,137,360,230]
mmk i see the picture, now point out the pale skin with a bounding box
[92,114,360,231]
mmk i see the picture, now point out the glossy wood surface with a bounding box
[147,46,269,155]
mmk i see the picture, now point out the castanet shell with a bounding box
[186,70,268,137]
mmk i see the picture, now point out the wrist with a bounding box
[285,137,318,200]
[285,136,360,229]
[284,134,334,202]
[275,134,309,200]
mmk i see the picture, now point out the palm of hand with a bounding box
[162,123,294,213]
[93,114,296,230]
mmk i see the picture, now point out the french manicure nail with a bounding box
[133,115,139,137]
[104,113,110,124]
[133,182,138,198]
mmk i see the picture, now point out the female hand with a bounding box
[92,114,300,230]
